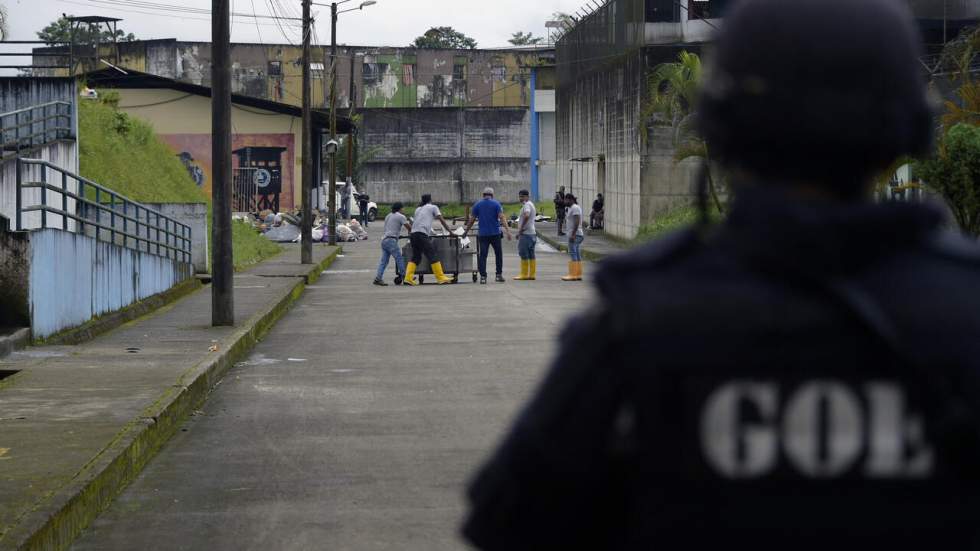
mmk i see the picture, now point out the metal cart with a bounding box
[401,233,479,284]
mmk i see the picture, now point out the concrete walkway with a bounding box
[69,230,594,550]
[0,244,339,550]
[534,221,626,260]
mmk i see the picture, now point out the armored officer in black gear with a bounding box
[463,0,980,549]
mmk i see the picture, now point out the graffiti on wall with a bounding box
[161,134,296,211]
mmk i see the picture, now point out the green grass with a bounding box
[79,100,205,203]
[80,97,282,270]
[231,219,282,271]
[625,204,722,247]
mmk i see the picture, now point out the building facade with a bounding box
[557,0,980,239]
[37,41,557,205]
[87,69,352,213]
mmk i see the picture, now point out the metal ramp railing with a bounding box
[0,101,74,160]
[14,158,192,264]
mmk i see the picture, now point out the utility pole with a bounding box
[346,51,356,196]
[327,2,339,247]
[211,0,234,326]
[301,0,314,264]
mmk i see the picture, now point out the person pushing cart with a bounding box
[404,194,456,286]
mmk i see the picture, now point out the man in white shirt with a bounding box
[561,194,585,281]
[513,189,538,281]
[405,194,456,285]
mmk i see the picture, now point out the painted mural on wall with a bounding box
[160,134,296,211]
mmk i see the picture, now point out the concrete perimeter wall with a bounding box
[27,229,192,339]
[557,51,645,239]
[359,107,530,205]
[0,229,30,327]
[556,45,702,239]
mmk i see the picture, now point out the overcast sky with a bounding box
[7,0,585,48]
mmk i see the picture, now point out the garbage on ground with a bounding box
[348,219,369,240]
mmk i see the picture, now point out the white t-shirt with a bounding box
[567,203,584,236]
[520,201,537,236]
[412,204,442,236]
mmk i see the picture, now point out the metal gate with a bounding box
[232,167,259,213]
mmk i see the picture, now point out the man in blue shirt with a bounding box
[464,187,513,284]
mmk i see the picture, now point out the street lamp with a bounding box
[312,0,379,246]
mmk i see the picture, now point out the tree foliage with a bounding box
[552,12,575,28]
[37,15,136,46]
[508,32,544,46]
[642,51,725,214]
[0,5,9,42]
[411,27,477,50]
[939,27,980,128]
[915,124,980,236]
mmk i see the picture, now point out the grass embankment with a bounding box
[78,97,281,270]
[619,204,723,248]
[376,201,558,221]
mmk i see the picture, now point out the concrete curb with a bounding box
[0,328,30,359]
[5,247,341,551]
[536,233,607,263]
[37,278,204,347]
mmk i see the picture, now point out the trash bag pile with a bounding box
[244,209,371,244]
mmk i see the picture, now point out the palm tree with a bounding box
[642,51,725,214]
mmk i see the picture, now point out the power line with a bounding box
[249,0,265,44]
[57,0,299,27]
[72,0,302,21]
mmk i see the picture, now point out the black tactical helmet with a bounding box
[699,0,932,195]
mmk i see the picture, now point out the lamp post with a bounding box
[313,0,377,246]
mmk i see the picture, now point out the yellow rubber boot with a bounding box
[404,262,419,286]
[573,260,583,281]
[561,261,577,281]
[431,261,453,284]
[513,259,530,281]
[528,259,537,280]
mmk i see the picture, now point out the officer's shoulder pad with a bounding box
[927,231,980,266]
[595,228,701,290]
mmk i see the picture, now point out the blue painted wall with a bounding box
[28,229,192,339]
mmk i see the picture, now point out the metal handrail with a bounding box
[0,102,73,158]
[15,158,193,264]
[0,101,71,119]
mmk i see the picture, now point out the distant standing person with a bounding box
[358,194,370,227]
[464,187,513,284]
[340,180,352,219]
[513,189,537,281]
[405,194,455,286]
[561,194,584,282]
[373,202,411,287]
[554,186,567,236]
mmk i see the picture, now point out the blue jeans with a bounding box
[568,234,584,262]
[518,234,537,260]
[376,238,405,281]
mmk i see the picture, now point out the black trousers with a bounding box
[410,233,439,265]
[478,234,503,277]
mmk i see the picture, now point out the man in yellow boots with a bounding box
[404,194,456,286]
[513,189,537,281]
[561,193,584,281]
